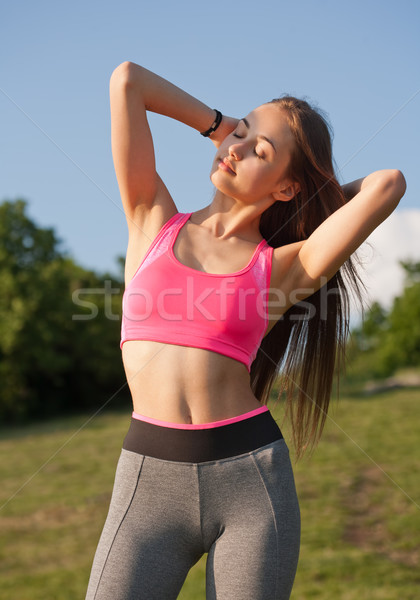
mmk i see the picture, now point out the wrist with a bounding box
[200,109,223,137]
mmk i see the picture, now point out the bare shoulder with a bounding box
[124,175,179,285]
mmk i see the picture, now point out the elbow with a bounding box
[381,169,407,208]
[110,61,142,88]
[110,61,131,83]
[394,169,407,197]
[390,169,407,205]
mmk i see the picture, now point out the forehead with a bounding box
[244,104,294,150]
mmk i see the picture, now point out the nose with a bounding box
[228,143,242,161]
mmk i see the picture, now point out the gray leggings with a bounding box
[85,414,300,599]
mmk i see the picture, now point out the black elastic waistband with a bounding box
[122,410,283,463]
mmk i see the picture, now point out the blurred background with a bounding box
[1,1,419,598]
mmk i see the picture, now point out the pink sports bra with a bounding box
[120,212,274,372]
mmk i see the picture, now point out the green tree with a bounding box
[344,260,420,386]
[345,301,390,383]
[0,199,129,422]
[377,262,420,373]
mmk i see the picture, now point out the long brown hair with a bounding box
[251,96,366,460]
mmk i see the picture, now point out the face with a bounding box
[210,103,299,206]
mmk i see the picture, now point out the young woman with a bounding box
[85,61,406,600]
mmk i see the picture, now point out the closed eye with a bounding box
[232,133,264,159]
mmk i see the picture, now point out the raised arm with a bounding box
[285,169,407,300]
[109,61,230,231]
[341,177,367,201]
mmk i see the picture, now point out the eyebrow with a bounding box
[241,118,277,153]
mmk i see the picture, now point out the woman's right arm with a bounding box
[109,61,223,232]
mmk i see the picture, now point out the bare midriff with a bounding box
[121,340,264,425]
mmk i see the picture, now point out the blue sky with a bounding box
[1,0,419,316]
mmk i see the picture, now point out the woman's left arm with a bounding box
[289,169,407,297]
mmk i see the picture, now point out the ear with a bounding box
[272,181,300,202]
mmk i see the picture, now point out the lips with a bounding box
[218,158,236,175]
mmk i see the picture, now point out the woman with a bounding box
[85,61,406,600]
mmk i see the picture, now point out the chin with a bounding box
[210,172,232,195]
[209,170,222,189]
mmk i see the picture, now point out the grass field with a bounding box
[0,388,419,599]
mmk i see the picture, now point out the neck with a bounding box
[194,190,273,242]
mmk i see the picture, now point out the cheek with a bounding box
[243,164,273,187]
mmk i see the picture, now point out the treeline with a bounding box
[0,199,130,423]
[344,260,420,387]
